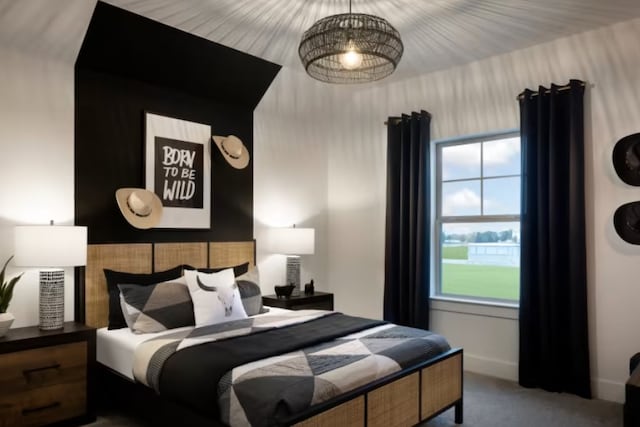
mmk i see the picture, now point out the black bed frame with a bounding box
[95,348,463,426]
[78,242,463,426]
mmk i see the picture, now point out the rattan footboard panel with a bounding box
[368,372,419,427]
[421,353,462,420]
[293,396,364,427]
[290,350,462,427]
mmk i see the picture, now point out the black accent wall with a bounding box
[75,2,280,243]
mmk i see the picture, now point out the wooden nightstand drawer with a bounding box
[0,342,87,392]
[0,381,86,427]
[0,323,96,427]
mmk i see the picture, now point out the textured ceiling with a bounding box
[2,0,640,82]
[104,0,640,81]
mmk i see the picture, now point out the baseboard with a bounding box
[463,352,518,381]
[592,377,625,403]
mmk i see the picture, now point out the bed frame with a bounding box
[78,241,463,426]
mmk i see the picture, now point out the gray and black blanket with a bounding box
[132,310,450,427]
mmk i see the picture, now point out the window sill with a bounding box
[430,296,519,320]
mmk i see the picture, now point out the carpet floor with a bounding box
[90,372,623,426]
[424,372,622,427]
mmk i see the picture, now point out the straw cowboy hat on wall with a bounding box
[116,188,163,229]
[212,135,250,169]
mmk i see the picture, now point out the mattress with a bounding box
[97,306,291,380]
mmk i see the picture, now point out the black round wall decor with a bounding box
[613,133,640,186]
[614,201,640,245]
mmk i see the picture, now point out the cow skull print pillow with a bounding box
[184,268,248,327]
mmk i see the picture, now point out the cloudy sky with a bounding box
[441,137,520,217]
[440,136,521,236]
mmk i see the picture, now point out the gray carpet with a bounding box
[90,372,623,426]
[425,373,622,427]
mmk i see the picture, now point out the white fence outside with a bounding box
[467,243,520,266]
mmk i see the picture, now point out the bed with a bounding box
[79,241,463,426]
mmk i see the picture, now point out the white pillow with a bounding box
[184,268,247,326]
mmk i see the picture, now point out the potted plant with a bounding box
[0,255,23,337]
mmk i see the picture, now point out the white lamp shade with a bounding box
[266,227,315,255]
[14,226,88,267]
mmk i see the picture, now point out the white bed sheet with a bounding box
[97,306,292,380]
[97,325,192,380]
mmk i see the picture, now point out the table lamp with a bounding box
[14,223,87,330]
[266,226,315,295]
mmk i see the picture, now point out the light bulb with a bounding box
[340,46,363,70]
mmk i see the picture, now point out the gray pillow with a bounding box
[118,277,194,334]
[236,268,267,316]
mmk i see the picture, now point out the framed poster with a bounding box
[145,112,211,228]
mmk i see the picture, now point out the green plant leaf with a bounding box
[0,256,21,313]
[0,273,22,312]
[0,255,10,290]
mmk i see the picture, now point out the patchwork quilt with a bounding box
[132,310,450,427]
[133,310,334,389]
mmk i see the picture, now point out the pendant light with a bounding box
[298,0,403,84]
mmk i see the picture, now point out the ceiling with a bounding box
[105,0,640,81]
[2,0,640,82]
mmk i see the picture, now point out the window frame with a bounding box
[434,130,521,305]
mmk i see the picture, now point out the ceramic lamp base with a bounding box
[39,269,64,331]
[0,312,14,337]
[286,256,301,296]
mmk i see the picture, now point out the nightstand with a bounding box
[263,291,334,311]
[0,322,96,427]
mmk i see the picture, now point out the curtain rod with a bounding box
[516,81,591,100]
[384,81,591,124]
[384,111,430,126]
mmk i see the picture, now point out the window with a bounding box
[435,132,521,304]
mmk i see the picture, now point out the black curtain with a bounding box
[519,79,591,398]
[383,111,431,330]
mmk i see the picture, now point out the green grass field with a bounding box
[441,263,519,301]
[441,245,468,259]
[440,245,519,300]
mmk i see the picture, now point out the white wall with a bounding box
[0,0,93,328]
[254,66,343,296]
[0,46,78,327]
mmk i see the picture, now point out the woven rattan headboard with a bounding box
[81,241,255,328]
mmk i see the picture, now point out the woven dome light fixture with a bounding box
[298,0,403,84]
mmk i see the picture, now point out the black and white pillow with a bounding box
[104,265,185,330]
[118,276,194,334]
[236,268,267,316]
[184,268,248,327]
